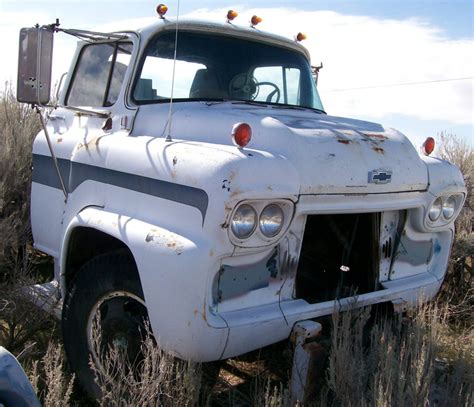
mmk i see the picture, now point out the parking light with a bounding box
[232,123,252,148]
[296,32,307,42]
[227,10,238,22]
[251,15,262,28]
[422,137,435,156]
[156,4,168,18]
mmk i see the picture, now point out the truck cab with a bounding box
[19,13,466,397]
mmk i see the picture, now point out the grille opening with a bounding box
[295,213,380,304]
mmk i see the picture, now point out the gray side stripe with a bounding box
[32,154,209,223]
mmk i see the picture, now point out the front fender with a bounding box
[60,207,229,361]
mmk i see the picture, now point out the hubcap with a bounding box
[87,291,148,376]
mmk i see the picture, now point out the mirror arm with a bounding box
[35,106,68,201]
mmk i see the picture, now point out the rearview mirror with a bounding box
[17,26,54,105]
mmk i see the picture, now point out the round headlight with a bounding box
[231,204,257,239]
[259,204,284,237]
[442,195,456,219]
[428,198,442,221]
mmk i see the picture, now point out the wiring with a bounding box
[328,76,474,92]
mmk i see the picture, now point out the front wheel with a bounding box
[62,251,149,398]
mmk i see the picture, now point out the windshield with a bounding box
[133,31,324,111]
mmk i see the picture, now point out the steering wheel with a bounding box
[228,74,258,99]
[229,74,281,103]
[255,81,281,103]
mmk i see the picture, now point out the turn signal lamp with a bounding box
[156,4,168,18]
[251,15,262,28]
[422,137,435,156]
[227,10,238,22]
[232,123,252,148]
[296,32,307,42]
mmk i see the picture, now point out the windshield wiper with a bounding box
[270,104,326,114]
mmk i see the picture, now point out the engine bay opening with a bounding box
[295,213,381,303]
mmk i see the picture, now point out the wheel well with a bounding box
[64,227,137,292]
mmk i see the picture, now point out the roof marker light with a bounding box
[156,4,168,18]
[251,15,262,28]
[227,10,238,22]
[422,137,435,156]
[296,32,307,42]
[232,123,252,148]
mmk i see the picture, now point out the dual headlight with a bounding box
[230,201,293,242]
[427,194,463,225]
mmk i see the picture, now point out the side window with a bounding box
[67,42,132,107]
[253,66,301,105]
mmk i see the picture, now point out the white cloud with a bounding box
[184,7,473,126]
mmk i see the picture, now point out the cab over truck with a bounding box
[17,8,466,400]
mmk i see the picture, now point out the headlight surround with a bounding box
[428,198,442,221]
[426,193,464,227]
[259,204,284,237]
[442,195,456,219]
[231,204,257,239]
[229,200,294,245]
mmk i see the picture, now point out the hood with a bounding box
[132,102,428,195]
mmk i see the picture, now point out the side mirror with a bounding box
[17,26,54,105]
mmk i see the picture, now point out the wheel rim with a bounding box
[86,291,148,377]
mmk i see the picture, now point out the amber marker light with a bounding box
[156,4,168,18]
[296,32,307,42]
[227,10,238,22]
[251,15,262,28]
[422,137,435,156]
[232,123,252,148]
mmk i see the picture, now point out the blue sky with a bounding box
[1,0,472,148]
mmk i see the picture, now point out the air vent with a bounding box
[382,237,392,259]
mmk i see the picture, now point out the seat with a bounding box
[189,68,226,99]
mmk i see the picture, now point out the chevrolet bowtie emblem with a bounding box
[368,169,392,184]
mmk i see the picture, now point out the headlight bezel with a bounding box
[426,194,464,227]
[228,199,294,246]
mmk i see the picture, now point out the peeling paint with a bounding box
[145,229,185,255]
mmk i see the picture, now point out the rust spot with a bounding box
[57,138,63,143]
[172,156,178,166]
[202,302,208,323]
[193,309,199,317]
[337,139,351,145]
[372,146,385,154]
[229,188,242,198]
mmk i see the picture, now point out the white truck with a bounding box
[17,7,466,398]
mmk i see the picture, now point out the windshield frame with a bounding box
[131,26,324,111]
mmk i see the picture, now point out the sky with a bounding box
[1,0,473,148]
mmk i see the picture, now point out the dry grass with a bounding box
[90,320,202,406]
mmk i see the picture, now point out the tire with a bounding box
[62,251,149,399]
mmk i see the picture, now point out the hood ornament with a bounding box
[368,169,392,184]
